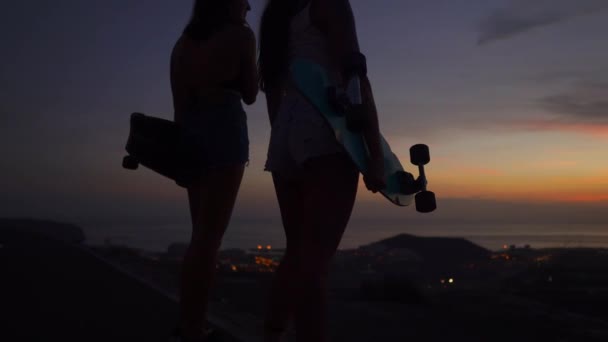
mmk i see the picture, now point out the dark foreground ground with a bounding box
[3,224,608,341]
[0,229,241,342]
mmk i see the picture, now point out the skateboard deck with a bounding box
[123,113,199,187]
[291,59,423,207]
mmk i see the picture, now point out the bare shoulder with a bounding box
[170,35,188,65]
[223,24,255,47]
[313,0,355,31]
[317,0,353,16]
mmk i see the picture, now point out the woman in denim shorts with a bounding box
[170,0,257,340]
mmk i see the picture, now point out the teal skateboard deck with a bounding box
[291,59,435,211]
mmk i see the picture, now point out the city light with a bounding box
[255,256,279,268]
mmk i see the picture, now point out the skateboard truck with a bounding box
[326,74,369,132]
[122,113,147,170]
[397,144,436,213]
[122,155,139,170]
[327,87,349,114]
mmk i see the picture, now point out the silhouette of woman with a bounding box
[259,0,385,341]
[170,0,257,341]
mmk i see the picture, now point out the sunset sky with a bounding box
[1,0,607,228]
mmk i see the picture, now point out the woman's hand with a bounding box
[364,156,386,193]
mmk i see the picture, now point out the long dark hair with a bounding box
[258,0,307,92]
[184,0,234,40]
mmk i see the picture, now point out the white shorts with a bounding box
[265,88,342,178]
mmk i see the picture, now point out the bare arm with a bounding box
[239,27,259,105]
[317,0,383,161]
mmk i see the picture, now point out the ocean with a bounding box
[83,220,608,252]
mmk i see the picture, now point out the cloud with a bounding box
[542,96,608,122]
[509,81,608,138]
[495,79,608,138]
[478,0,608,45]
[540,82,608,123]
[527,70,597,84]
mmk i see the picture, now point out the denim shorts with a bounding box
[179,92,249,168]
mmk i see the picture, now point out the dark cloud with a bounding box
[527,70,594,84]
[478,0,608,45]
[540,82,608,123]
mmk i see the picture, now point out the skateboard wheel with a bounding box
[122,155,139,170]
[415,191,436,213]
[346,104,368,132]
[327,87,339,113]
[410,144,430,165]
[327,87,348,116]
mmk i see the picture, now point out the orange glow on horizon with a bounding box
[552,194,608,203]
[110,133,608,209]
[355,167,608,204]
[515,120,608,139]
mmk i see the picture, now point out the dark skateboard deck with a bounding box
[122,113,200,187]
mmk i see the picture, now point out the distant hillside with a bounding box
[0,218,85,244]
[363,234,491,266]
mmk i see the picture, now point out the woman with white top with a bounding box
[259,1,385,340]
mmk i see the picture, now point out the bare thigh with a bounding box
[187,165,245,246]
[274,153,359,265]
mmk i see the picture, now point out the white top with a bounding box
[288,2,334,71]
[265,2,342,177]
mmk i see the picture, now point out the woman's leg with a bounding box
[264,173,303,341]
[294,154,358,342]
[179,164,245,340]
[265,154,359,342]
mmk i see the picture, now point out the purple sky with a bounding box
[1,0,607,228]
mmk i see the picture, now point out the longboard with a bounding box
[122,113,199,187]
[290,59,435,212]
